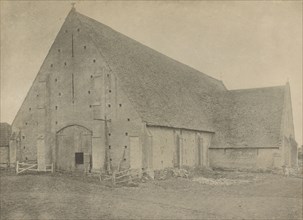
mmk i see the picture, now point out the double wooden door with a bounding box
[56,125,92,172]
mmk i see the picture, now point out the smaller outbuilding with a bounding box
[0,122,12,167]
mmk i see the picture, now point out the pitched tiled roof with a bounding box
[67,10,286,147]
[212,86,285,148]
[74,12,227,132]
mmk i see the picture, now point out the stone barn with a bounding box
[0,122,11,167]
[9,8,298,174]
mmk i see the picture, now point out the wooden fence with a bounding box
[16,161,54,175]
[101,169,141,186]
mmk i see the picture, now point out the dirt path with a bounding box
[1,172,302,219]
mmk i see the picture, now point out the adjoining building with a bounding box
[9,8,298,174]
[0,122,11,167]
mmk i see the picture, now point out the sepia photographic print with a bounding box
[0,1,302,219]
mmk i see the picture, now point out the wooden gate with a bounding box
[16,161,53,174]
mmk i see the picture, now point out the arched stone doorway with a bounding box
[56,125,92,172]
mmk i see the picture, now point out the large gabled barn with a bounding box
[9,8,298,174]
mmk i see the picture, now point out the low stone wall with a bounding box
[209,148,282,170]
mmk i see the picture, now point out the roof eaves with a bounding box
[145,122,215,133]
[228,85,286,93]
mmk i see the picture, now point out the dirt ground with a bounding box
[0,170,302,220]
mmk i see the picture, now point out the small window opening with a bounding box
[109,90,112,93]
[29,107,31,111]
[110,158,112,161]
[89,105,92,108]
[59,93,61,96]
[127,118,130,121]
[124,158,126,161]
[77,28,80,32]
[50,64,53,67]
[119,104,122,107]
[93,59,96,63]
[55,106,58,110]
[90,75,93,78]
[22,136,25,139]
[108,104,111,108]
[55,78,57,82]
[58,49,61,52]
[25,157,28,160]
[84,46,87,49]
[25,122,28,125]
[64,62,67,66]
[107,74,110,77]
[23,146,25,149]
[55,121,58,125]
[75,152,84,164]
[125,146,127,149]
[88,91,91,94]
[108,133,111,136]
[125,132,128,136]
[37,94,39,97]
[109,145,111,149]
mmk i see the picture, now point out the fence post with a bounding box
[128,170,132,183]
[112,171,116,186]
[16,161,19,174]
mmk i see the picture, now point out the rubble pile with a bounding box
[172,168,189,178]
[192,177,251,186]
[154,168,189,180]
[282,166,303,177]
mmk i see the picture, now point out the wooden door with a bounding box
[198,137,203,167]
[129,137,141,169]
[175,135,181,168]
[37,137,46,171]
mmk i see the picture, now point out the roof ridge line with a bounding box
[229,85,286,92]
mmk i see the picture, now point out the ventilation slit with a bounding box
[72,73,74,102]
[72,34,74,57]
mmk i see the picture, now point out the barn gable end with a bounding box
[10,9,144,172]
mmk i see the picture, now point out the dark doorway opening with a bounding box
[75,152,84,164]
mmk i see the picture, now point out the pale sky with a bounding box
[1,1,302,145]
